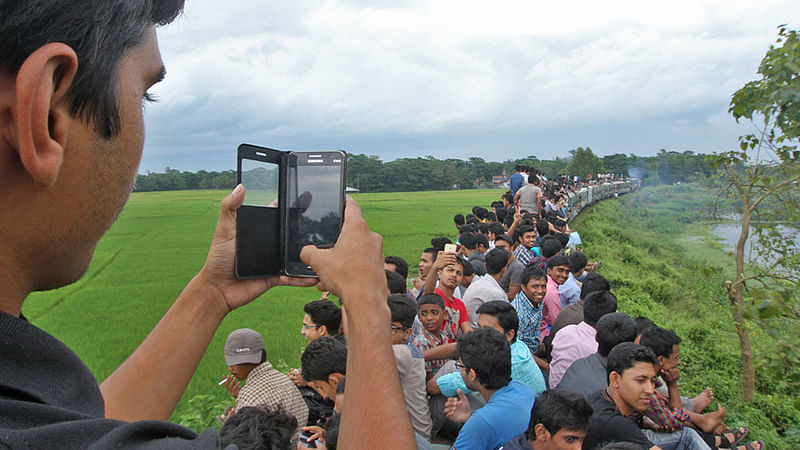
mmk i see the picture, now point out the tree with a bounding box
[709,25,800,402]
[564,147,603,179]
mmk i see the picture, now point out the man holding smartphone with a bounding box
[0,2,416,449]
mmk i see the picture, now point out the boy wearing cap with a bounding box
[223,329,308,427]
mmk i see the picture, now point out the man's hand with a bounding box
[288,368,307,387]
[433,251,457,272]
[199,184,318,315]
[661,367,680,385]
[445,389,473,424]
[223,374,241,399]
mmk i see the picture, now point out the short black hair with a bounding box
[541,238,564,258]
[476,301,518,343]
[547,254,570,271]
[457,328,511,390]
[385,270,407,295]
[515,225,536,244]
[384,255,409,280]
[323,413,341,450]
[634,316,657,336]
[484,248,509,275]
[301,337,347,382]
[460,232,478,250]
[606,342,657,383]
[580,272,611,299]
[526,390,593,439]
[477,222,490,235]
[521,265,547,286]
[495,234,513,247]
[474,233,490,249]
[304,300,342,335]
[488,222,506,237]
[418,293,445,310]
[388,294,417,329]
[452,255,469,274]
[0,1,185,139]
[568,251,588,274]
[582,290,618,327]
[454,214,466,226]
[535,219,550,237]
[219,405,296,450]
[431,237,452,252]
[639,327,682,359]
[423,247,438,262]
[554,233,570,248]
[596,313,638,357]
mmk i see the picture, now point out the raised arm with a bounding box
[99,185,317,421]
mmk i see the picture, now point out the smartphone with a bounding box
[284,151,346,277]
[444,243,457,253]
[297,431,318,448]
[235,146,283,278]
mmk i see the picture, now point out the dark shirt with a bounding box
[582,390,654,450]
[0,311,218,449]
[543,299,584,358]
[556,353,608,398]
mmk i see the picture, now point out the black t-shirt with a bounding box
[582,390,654,450]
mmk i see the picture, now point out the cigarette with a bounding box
[218,378,227,386]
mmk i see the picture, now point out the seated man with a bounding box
[300,337,347,402]
[503,389,594,450]
[221,329,308,427]
[411,293,456,379]
[541,255,571,342]
[431,300,546,398]
[460,232,486,277]
[582,343,711,450]
[494,234,526,301]
[388,294,432,441]
[421,254,473,342]
[560,252,587,307]
[462,248,509,328]
[444,328,536,450]
[557,312,637,397]
[544,272,611,357]
[549,290,618,389]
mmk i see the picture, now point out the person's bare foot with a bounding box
[693,404,727,433]
[693,387,714,412]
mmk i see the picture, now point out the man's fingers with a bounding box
[457,388,467,401]
[220,184,245,221]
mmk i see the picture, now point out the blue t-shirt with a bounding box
[452,381,535,450]
[510,173,525,196]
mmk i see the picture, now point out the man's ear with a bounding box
[534,423,550,442]
[402,327,413,340]
[609,371,621,388]
[13,43,78,188]
[318,325,329,336]
[328,372,344,388]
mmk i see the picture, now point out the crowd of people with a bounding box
[0,3,764,450]
[214,169,763,450]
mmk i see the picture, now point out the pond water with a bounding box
[710,221,798,270]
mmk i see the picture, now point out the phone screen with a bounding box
[285,151,345,276]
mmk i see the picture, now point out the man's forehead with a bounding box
[624,361,656,377]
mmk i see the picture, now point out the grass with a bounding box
[23,188,503,423]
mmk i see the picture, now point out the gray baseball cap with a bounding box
[224,328,264,366]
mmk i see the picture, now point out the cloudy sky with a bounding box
[140,0,799,173]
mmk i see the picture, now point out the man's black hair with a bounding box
[634,316,657,336]
[385,270,407,295]
[323,413,341,450]
[475,207,489,220]
[541,238,563,258]
[431,237,452,253]
[474,233,490,250]
[465,214,476,222]
[484,248,509,275]
[459,223,477,235]
[639,327,682,359]
[554,233,570,248]
[521,265,547,286]
[466,217,480,225]
[488,222,505,237]
[596,312,637,357]
[502,193,514,204]
[606,342,657,383]
[423,247,438,262]
[503,214,515,228]
[454,214,466,226]
[495,234,513,247]
[0,1,185,139]
[301,337,347,382]
[568,251,588,274]
[387,294,417,329]
[457,328,511,390]
[304,300,342,335]
[476,301,518,343]
[460,232,478,250]
[485,212,497,222]
[471,206,481,216]
[547,254,570,271]
[535,219,550,237]
[525,390,593,440]
[582,290,618,327]
[418,293,445,310]
[477,222,490,235]
[384,255,409,280]
[454,255,470,275]
[219,405,296,450]
[580,272,611,299]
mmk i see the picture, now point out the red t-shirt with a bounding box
[435,287,469,341]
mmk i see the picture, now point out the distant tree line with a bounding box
[134,148,713,192]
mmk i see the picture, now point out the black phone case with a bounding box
[235,143,345,279]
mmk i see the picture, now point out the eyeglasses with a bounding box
[455,361,466,369]
[302,324,320,330]
[390,325,408,334]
